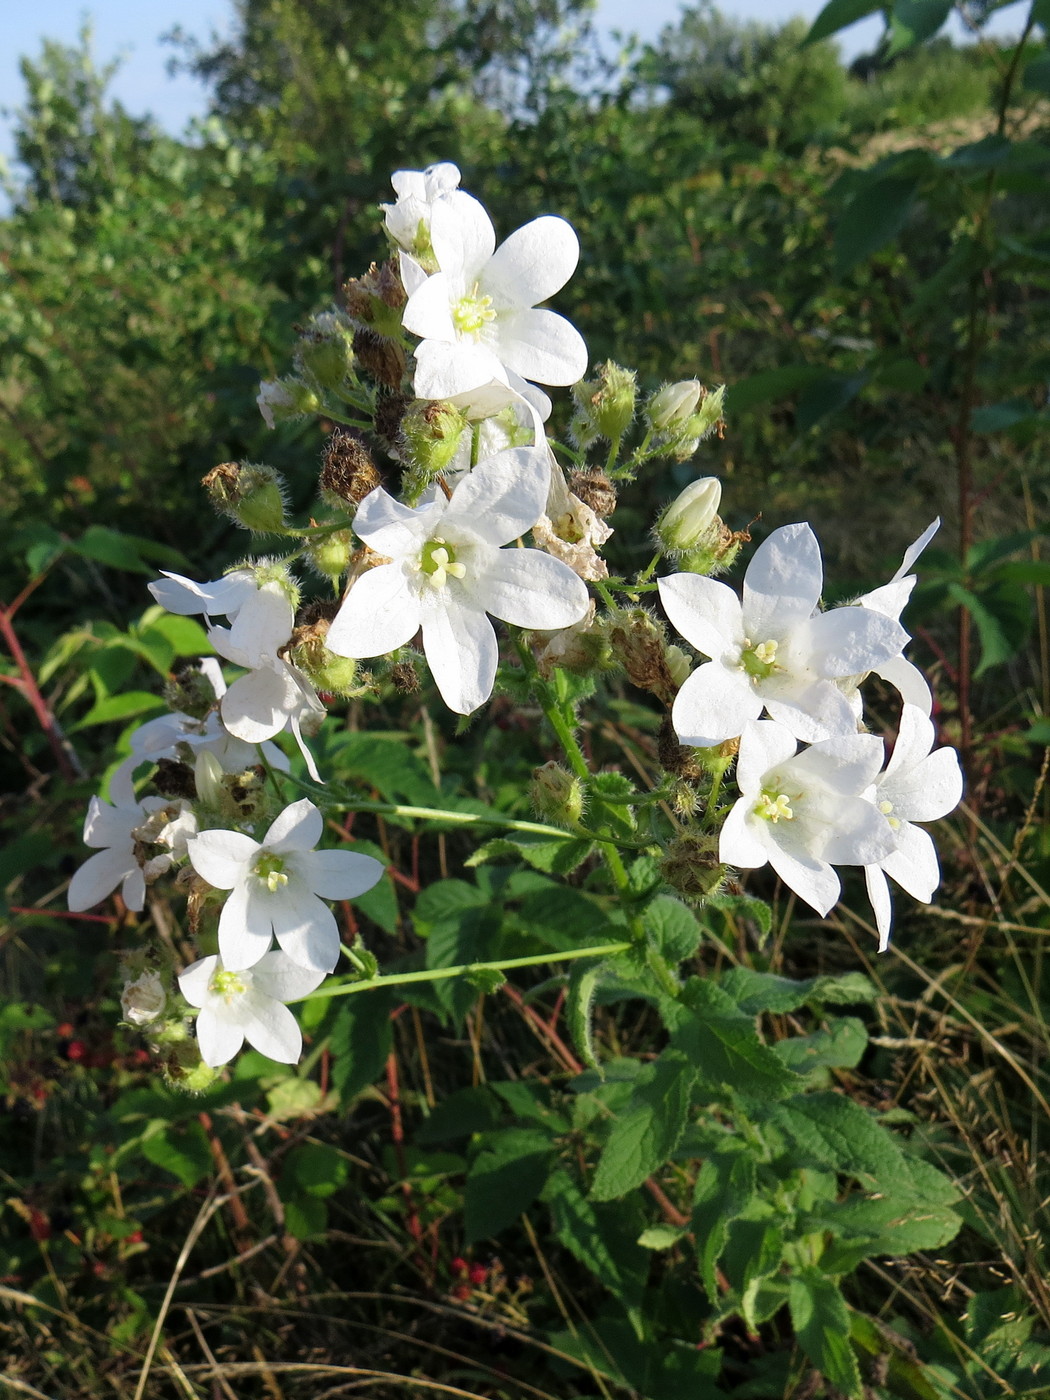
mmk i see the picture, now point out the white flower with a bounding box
[657,477,722,553]
[148,569,258,622]
[204,582,327,783]
[256,379,297,429]
[720,719,896,917]
[381,162,463,261]
[863,704,963,950]
[178,951,325,1067]
[658,523,909,747]
[67,773,192,912]
[186,798,384,973]
[849,519,941,714]
[326,447,590,714]
[121,970,167,1027]
[401,194,588,397]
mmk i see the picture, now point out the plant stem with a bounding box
[302,941,633,1001]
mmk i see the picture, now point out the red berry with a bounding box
[125,1230,143,1245]
[56,1022,75,1039]
[451,1283,471,1302]
[450,1256,468,1275]
[66,1041,86,1061]
[468,1263,488,1287]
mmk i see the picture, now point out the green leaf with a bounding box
[590,1050,695,1201]
[804,0,883,44]
[140,1122,213,1188]
[667,979,803,1100]
[327,989,393,1101]
[835,175,919,275]
[947,581,1031,675]
[886,0,951,54]
[729,364,826,412]
[141,610,212,656]
[644,895,703,962]
[468,831,594,875]
[515,883,612,951]
[637,1224,686,1250]
[284,1195,328,1240]
[796,372,868,431]
[789,1269,862,1397]
[1024,51,1050,95]
[971,401,1039,433]
[328,731,438,805]
[706,892,773,942]
[816,1192,961,1272]
[464,1129,552,1243]
[767,1092,904,1180]
[722,968,877,1015]
[74,690,167,729]
[567,959,603,1074]
[69,526,154,574]
[285,1142,349,1198]
[775,1018,868,1072]
[692,1142,757,1300]
[545,1169,649,1305]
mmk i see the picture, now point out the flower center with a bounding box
[417,537,467,591]
[755,789,794,823]
[740,638,780,681]
[878,798,900,830]
[209,968,250,1002]
[254,852,289,892]
[554,510,585,544]
[452,289,497,338]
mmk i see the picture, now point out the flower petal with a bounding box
[264,798,323,855]
[473,547,588,629]
[221,665,301,743]
[195,1007,246,1068]
[743,524,823,640]
[763,679,861,742]
[735,719,797,796]
[82,795,135,849]
[444,447,551,547]
[806,606,909,677]
[177,956,219,1008]
[791,732,885,797]
[354,487,443,557]
[218,882,273,970]
[422,602,498,715]
[670,662,759,747]
[864,865,894,951]
[269,886,340,973]
[295,847,385,900]
[494,309,589,387]
[68,846,135,911]
[888,747,963,823]
[402,270,457,342]
[326,564,423,659]
[881,821,941,902]
[892,518,940,584]
[481,216,580,309]
[187,829,258,888]
[719,798,770,869]
[430,192,496,286]
[242,993,303,1063]
[251,949,327,1002]
[766,841,840,917]
[413,339,509,401]
[874,655,933,713]
[658,573,743,659]
[122,866,147,912]
[819,794,896,866]
[226,586,294,665]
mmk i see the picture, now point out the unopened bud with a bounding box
[664,645,693,690]
[676,522,748,578]
[319,429,381,508]
[401,400,468,491]
[391,659,421,693]
[530,762,585,829]
[257,377,320,428]
[194,750,225,809]
[568,469,618,519]
[202,462,288,534]
[570,361,637,448]
[656,477,721,553]
[247,558,301,613]
[306,529,354,586]
[667,384,726,461]
[647,380,702,432]
[295,310,356,390]
[121,970,167,1027]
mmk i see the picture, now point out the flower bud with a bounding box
[288,616,363,699]
[194,750,225,809]
[202,462,288,534]
[530,762,585,829]
[257,377,320,429]
[121,970,167,1027]
[660,831,727,903]
[604,608,678,704]
[656,477,721,553]
[648,380,702,432]
[668,384,727,461]
[401,400,469,493]
[295,310,356,390]
[248,558,301,613]
[664,646,693,690]
[570,361,637,448]
[306,529,354,586]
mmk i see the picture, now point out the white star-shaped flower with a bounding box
[68,773,195,912]
[178,951,325,1067]
[325,447,590,714]
[863,704,963,950]
[401,193,588,398]
[658,522,909,747]
[720,719,896,917]
[381,162,463,262]
[148,569,258,623]
[186,798,383,973]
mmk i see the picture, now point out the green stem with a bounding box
[637,552,663,585]
[604,433,623,474]
[592,577,618,611]
[470,421,481,469]
[328,799,582,840]
[301,941,633,1002]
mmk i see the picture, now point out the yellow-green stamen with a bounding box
[755,790,794,823]
[255,852,289,893]
[452,289,497,338]
[740,637,780,681]
[418,537,467,590]
[209,968,249,1001]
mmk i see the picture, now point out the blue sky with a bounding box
[0,0,1028,172]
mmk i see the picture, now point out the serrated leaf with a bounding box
[285,1142,349,1198]
[667,979,803,1100]
[706,892,773,940]
[416,1087,502,1144]
[465,1130,552,1243]
[644,895,703,962]
[767,1093,904,1180]
[590,1050,695,1201]
[788,1269,863,1397]
[567,959,603,1074]
[74,691,167,729]
[545,1169,648,1305]
[469,831,594,875]
[775,1018,868,1072]
[722,968,877,1015]
[815,1193,961,1272]
[692,1142,757,1301]
[637,1224,686,1250]
[140,1122,213,1188]
[327,989,393,1101]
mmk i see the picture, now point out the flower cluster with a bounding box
[67,160,961,1078]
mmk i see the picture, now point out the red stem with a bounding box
[0,602,81,780]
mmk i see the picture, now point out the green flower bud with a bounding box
[570,361,637,448]
[295,310,356,390]
[202,461,288,534]
[668,384,727,461]
[647,380,702,433]
[660,831,727,903]
[289,616,364,698]
[530,761,585,829]
[306,529,354,587]
[401,400,469,499]
[247,558,301,613]
[257,377,321,428]
[343,260,407,340]
[194,750,225,810]
[664,645,693,691]
[656,477,722,553]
